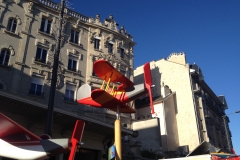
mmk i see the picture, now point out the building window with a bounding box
[0,49,10,66]
[40,18,52,34]
[70,29,79,44]
[29,76,44,96]
[92,59,96,76]
[120,48,124,58]
[108,43,113,53]
[120,69,126,76]
[94,39,100,50]
[7,18,17,33]
[35,47,47,63]
[64,84,76,102]
[68,57,77,72]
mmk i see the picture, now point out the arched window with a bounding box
[7,18,17,33]
[0,49,10,66]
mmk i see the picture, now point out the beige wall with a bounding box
[134,53,200,152]
[132,118,161,151]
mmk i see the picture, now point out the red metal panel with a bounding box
[93,60,134,88]
[0,112,40,141]
[143,62,155,114]
[68,120,85,160]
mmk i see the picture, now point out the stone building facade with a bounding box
[133,53,232,154]
[0,0,136,159]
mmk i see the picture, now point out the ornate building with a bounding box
[0,0,136,159]
[134,53,233,154]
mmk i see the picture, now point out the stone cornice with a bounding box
[87,23,135,44]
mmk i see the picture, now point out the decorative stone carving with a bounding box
[27,2,33,13]
[15,15,21,25]
[22,17,32,33]
[90,29,101,43]
[119,26,127,35]
[35,39,52,50]
[0,44,15,56]
[117,40,125,52]
[96,14,100,23]
[14,0,20,5]
[104,15,118,31]
[104,34,114,47]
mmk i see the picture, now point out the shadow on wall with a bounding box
[134,65,161,99]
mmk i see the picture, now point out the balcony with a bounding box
[27,89,44,98]
[205,95,224,116]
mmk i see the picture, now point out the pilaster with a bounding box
[11,3,34,94]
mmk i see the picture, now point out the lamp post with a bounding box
[222,110,240,153]
[45,0,65,137]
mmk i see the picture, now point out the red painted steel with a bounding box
[68,120,85,160]
[0,112,41,141]
[143,62,154,114]
[94,60,134,89]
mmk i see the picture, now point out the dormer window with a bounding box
[7,18,17,33]
[70,29,79,44]
[40,18,52,34]
[108,43,113,54]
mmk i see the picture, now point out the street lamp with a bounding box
[222,110,240,153]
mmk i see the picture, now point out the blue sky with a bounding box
[58,0,240,153]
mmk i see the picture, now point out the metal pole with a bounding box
[45,0,65,136]
[115,105,122,160]
[222,115,231,153]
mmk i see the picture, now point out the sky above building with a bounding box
[56,0,240,154]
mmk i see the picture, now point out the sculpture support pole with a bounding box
[115,106,122,160]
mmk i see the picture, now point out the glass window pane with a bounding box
[46,20,51,33]
[36,48,42,59]
[68,59,72,69]
[12,20,17,32]
[42,49,47,63]
[70,90,74,101]
[70,30,74,42]
[40,18,45,31]
[65,89,69,98]
[72,60,77,70]
[7,19,13,31]
[36,84,43,93]
[0,50,5,65]
[3,51,10,66]
[30,83,36,90]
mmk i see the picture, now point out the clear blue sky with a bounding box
[58,0,240,153]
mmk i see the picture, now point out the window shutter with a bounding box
[31,76,44,85]
[66,84,76,91]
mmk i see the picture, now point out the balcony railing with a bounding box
[205,95,224,116]
[63,97,76,103]
[37,0,89,22]
[67,67,81,74]
[28,89,44,97]
[35,57,46,64]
